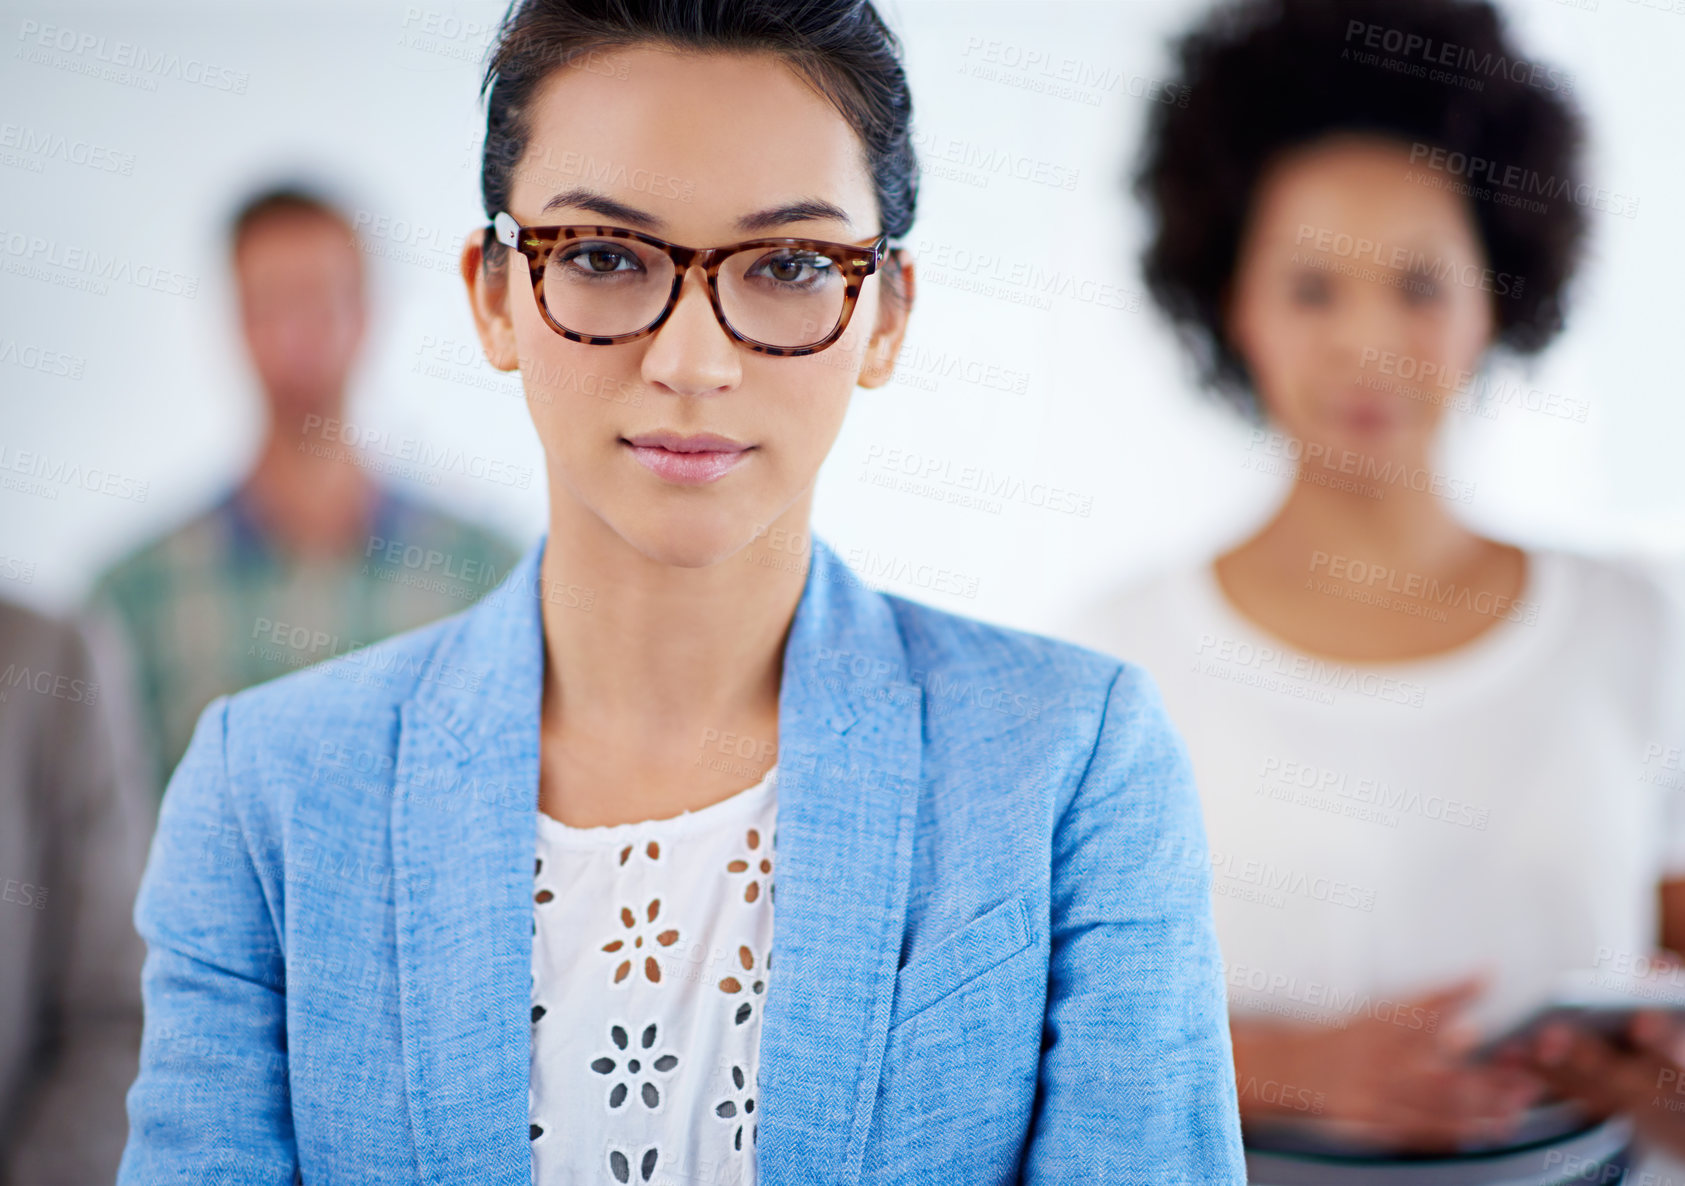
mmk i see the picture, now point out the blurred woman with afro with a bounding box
[1070,0,1685,1179]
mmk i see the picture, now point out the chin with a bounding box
[616,511,766,571]
[1300,411,1404,455]
[269,382,341,419]
[1346,421,1423,457]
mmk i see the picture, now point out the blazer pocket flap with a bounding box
[891,895,1032,1028]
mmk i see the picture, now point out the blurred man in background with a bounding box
[88,186,521,796]
[0,601,152,1184]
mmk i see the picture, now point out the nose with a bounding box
[639,266,742,398]
[1329,282,1406,366]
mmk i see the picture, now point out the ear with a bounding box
[857,252,915,390]
[461,228,519,372]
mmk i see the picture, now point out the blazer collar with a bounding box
[388,535,923,1186]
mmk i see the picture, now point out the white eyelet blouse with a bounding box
[528,766,777,1186]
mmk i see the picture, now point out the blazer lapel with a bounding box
[757,539,925,1186]
[390,543,547,1185]
[385,536,923,1186]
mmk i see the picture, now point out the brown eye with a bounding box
[1291,271,1331,307]
[558,243,641,276]
[748,250,834,287]
[1402,273,1441,305]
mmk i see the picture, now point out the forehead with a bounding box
[511,45,876,232]
[235,212,360,270]
[1248,137,1479,250]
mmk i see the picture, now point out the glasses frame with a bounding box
[491,211,890,357]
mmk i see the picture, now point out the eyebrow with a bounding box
[735,200,854,234]
[538,188,855,235]
[540,188,660,227]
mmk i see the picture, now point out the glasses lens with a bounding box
[541,236,676,338]
[718,245,851,349]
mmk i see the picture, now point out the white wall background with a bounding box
[2,0,1682,636]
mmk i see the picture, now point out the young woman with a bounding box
[1068,0,1685,1180]
[117,2,1245,1182]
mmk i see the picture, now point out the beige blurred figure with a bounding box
[0,600,153,1184]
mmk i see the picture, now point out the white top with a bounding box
[1064,550,1685,1038]
[529,766,778,1186]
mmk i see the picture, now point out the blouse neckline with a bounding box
[536,765,778,849]
[1179,547,1574,714]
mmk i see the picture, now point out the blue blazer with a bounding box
[119,535,1244,1184]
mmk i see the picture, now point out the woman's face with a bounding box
[465,46,910,568]
[1225,136,1495,462]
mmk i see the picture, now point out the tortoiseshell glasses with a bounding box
[492,211,890,357]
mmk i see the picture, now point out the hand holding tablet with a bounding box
[1480,960,1685,1160]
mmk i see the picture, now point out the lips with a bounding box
[622,431,753,486]
[1329,385,1403,435]
[624,431,749,453]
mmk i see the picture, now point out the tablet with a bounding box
[1474,1002,1685,1062]
[1474,963,1685,1062]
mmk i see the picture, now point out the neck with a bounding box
[1249,450,1482,579]
[242,394,375,558]
[537,495,812,740]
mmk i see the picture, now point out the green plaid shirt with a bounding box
[87,484,523,797]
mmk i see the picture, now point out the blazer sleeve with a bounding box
[118,697,300,1185]
[1020,662,1245,1185]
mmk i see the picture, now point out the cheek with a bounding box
[818,289,880,373]
[516,327,628,452]
[331,317,361,360]
[1235,296,1317,402]
[752,355,855,458]
[763,303,876,448]
[1417,298,1492,373]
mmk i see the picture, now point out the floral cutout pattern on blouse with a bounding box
[590,1021,680,1112]
[715,1063,759,1153]
[528,766,778,1185]
[601,898,681,987]
[724,827,773,904]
